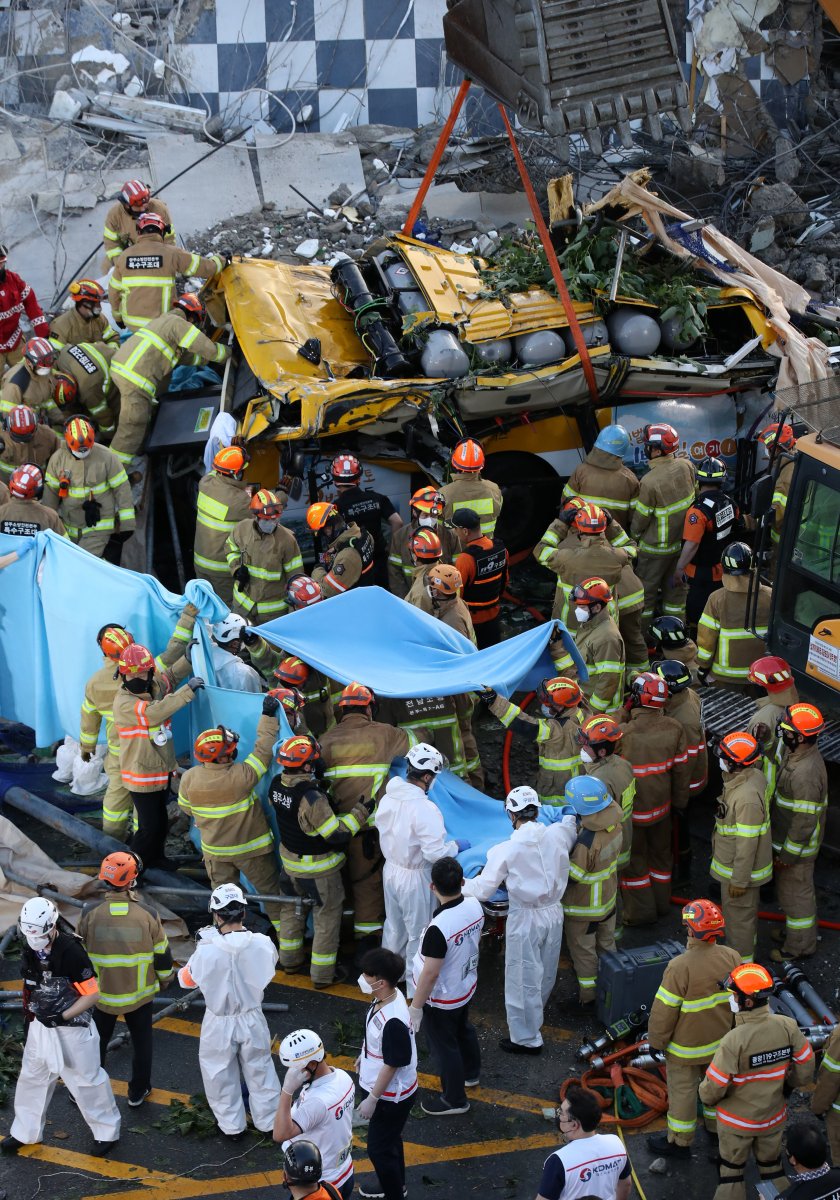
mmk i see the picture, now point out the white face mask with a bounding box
[719,757,731,774]
[71,448,91,460]
[729,994,740,1014]
[417,515,437,528]
[257,518,277,534]
[575,606,591,623]
[539,704,554,718]
[35,366,51,376]
[357,974,374,995]
[579,747,595,764]
[24,930,51,950]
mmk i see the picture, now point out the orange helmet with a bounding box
[117,643,155,678]
[136,210,166,235]
[53,373,78,409]
[537,676,582,712]
[64,416,95,454]
[250,488,282,518]
[7,404,36,440]
[119,179,150,210]
[338,682,374,709]
[426,564,463,596]
[758,422,796,453]
[726,962,774,1001]
[306,501,340,532]
[274,656,311,688]
[9,464,43,499]
[719,730,761,768]
[562,495,587,515]
[630,672,668,709]
[410,528,442,562]
[213,445,249,479]
[287,576,322,608]
[68,279,105,306]
[174,293,204,319]
[194,726,240,764]
[682,899,725,942]
[24,337,56,371]
[99,851,140,889]
[571,503,607,536]
[451,438,484,472]
[779,702,825,740]
[276,734,321,770]
[644,422,679,455]
[331,453,361,483]
[410,486,445,518]
[267,686,305,716]
[571,577,612,608]
[748,655,794,692]
[97,624,134,660]
[577,714,623,749]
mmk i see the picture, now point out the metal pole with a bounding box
[0,867,86,909]
[106,993,290,1050]
[143,885,312,909]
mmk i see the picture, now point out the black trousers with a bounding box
[686,573,721,629]
[423,1002,480,1106]
[366,1093,414,1199]
[128,787,170,867]
[93,1001,154,1096]
[474,614,501,649]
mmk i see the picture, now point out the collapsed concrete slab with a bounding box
[148,135,260,239]
[255,133,367,214]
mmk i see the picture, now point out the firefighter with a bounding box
[748,655,799,796]
[108,213,223,333]
[178,884,280,1139]
[78,852,173,1108]
[710,732,772,962]
[699,962,814,1200]
[388,485,459,598]
[330,452,402,587]
[0,898,120,1157]
[453,507,509,648]
[102,179,174,268]
[0,337,60,425]
[208,613,264,692]
[655,660,708,798]
[50,280,118,348]
[554,577,626,714]
[697,543,772,688]
[770,702,828,963]
[562,424,640,530]
[0,464,66,537]
[478,676,585,804]
[281,1140,339,1200]
[577,715,636,883]
[53,342,119,437]
[193,444,252,604]
[0,477,7,506]
[810,1023,840,1166]
[268,735,370,988]
[389,687,471,784]
[649,614,700,679]
[178,700,289,937]
[673,456,741,629]
[319,683,414,950]
[758,422,797,574]
[227,488,304,623]
[561,775,624,1007]
[111,643,202,870]
[646,899,741,1157]
[542,502,628,625]
[535,495,634,568]
[403,528,444,614]
[0,404,59,480]
[0,245,49,371]
[43,417,134,561]
[618,673,690,925]
[630,422,696,625]
[425,563,476,642]
[110,295,228,466]
[441,437,503,537]
[308,501,375,597]
[274,651,337,739]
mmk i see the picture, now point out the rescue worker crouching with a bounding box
[0,463,67,537]
[50,279,118,349]
[646,900,741,1158]
[308,501,375,597]
[562,424,640,530]
[553,577,625,714]
[268,735,370,988]
[0,337,61,425]
[227,488,304,623]
[102,179,174,268]
[452,506,508,649]
[696,543,772,688]
[53,341,119,437]
[440,436,503,537]
[389,485,459,599]
[194,444,253,604]
[0,402,59,481]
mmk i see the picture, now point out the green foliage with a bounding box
[0,1029,24,1105]
[154,1093,220,1138]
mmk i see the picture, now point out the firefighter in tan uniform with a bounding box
[562,425,640,529]
[440,437,502,537]
[697,543,772,688]
[699,962,814,1200]
[758,422,797,576]
[178,700,287,939]
[43,417,135,562]
[0,338,61,425]
[268,736,370,988]
[50,281,118,349]
[0,404,59,481]
[425,564,476,643]
[578,716,636,881]
[810,1023,840,1164]
[710,732,772,963]
[102,179,174,268]
[649,615,700,679]
[561,776,623,1006]
[656,661,707,798]
[307,502,375,598]
[747,656,799,796]
[108,213,223,333]
[618,673,689,924]
[0,464,66,536]
[541,503,628,625]
[770,702,828,963]
[553,578,625,714]
[53,343,118,437]
[193,445,253,604]
[388,486,459,597]
[319,683,413,948]
[226,489,304,623]
[403,528,444,614]
[630,422,696,625]
[110,296,228,465]
[646,900,740,1157]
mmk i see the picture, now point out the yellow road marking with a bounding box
[21,1143,179,1184]
[111,1079,192,1107]
[271,971,363,1002]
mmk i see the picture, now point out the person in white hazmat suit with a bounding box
[177,883,280,1138]
[209,613,264,693]
[1,898,121,1156]
[374,743,470,997]
[462,786,578,1055]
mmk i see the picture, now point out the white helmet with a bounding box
[209,883,247,912]
[19,896,59,936]
[505,785,541,813]
[279,1028,325,1067]
[212,612,247,645]
[406,742,446,775]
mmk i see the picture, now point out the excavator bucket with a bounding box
[443,0,691,154]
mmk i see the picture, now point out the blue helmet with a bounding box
[564,775,612,815]
[594,424,631,458]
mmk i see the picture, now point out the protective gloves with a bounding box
[408,1005,424,1033]
[282,1065,309,1096]
[262,694,280,717]
[234,564,250,587]
[187,676,205,692]
[355,1093,378,1120]
[455,838,471,853]
[82,497,102,528]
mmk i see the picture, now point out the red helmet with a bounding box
[306,501,339,532]
[577,714,623,749]
[451,438,484,472]
[287,576,322,608]
[410,528,442,562]
[64,416,95,454]
[97,624,134,660]
[99,851,140,888]
[537,676,582,712]
[338,682,374,710]
[758,422,796,452]
[119,179,150,211]
[779,702,825,739]
[682,899,725,942]
[9,464,43,499]
[748,655,793,692]
[136,210,166,236]
[571,576,612,608]
[411,486,445,518]
[174,293,204,319]
[7,404,36,441]
[571,503,607,536]
[719,730,761,768]
[213,445,249,479]
[194,726,240,764]
[331,453,361,483]
[276,734,321,770]
[644,422,679,455]
[117,643,156,678]
[268,686,305,716]
[68,279,105,306]
[562,495,587,515]
[23,337,56,371]
[53,373,78,409]
[250,488,282,518]
[630,672,668,709]
[274,656,311,688]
